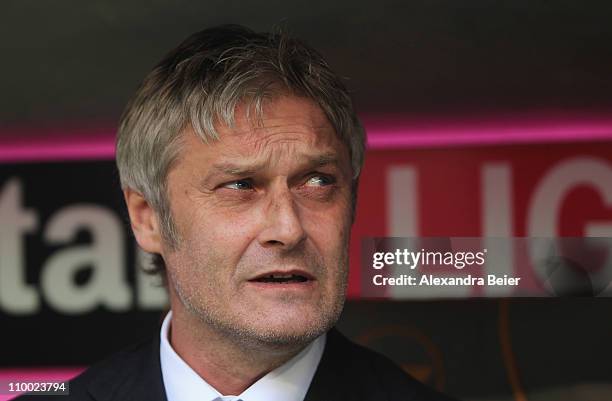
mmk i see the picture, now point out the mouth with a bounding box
[248,270,315,285]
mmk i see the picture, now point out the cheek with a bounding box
[304,207,351,273]
[183,208,258,265]
[304,200,352,242]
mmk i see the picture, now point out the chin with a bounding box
[245,324,326,347]
[240,307,340,346]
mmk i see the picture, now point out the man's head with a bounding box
[116,25,365,347]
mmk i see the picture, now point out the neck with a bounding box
[168,306,307,396]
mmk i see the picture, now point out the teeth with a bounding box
[255,274,308,283]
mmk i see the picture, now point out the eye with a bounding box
[305,174,334,187]
[222,179,254,190]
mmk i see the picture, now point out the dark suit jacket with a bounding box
[15,329,458,401]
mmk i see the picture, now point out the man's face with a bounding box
[162,95,353,346]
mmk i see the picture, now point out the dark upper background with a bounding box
[1,0,612,135]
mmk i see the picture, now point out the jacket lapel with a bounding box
[303,328,355,401]
[87,335,168,401]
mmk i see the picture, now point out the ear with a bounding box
[123,188,163,254]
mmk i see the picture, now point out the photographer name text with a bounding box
[371,248,521,287]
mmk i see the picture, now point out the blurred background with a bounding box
[2,1,612,400]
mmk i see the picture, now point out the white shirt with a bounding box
[159,311,326,401]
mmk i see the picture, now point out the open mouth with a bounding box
[250,272,313,284]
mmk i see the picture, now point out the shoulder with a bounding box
[12,336,165,401]
[307,329,459,401]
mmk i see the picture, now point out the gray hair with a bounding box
[116,24,366,276]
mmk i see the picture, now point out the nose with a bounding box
[258,187,307,250]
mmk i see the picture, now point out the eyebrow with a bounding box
[210,152,341,177]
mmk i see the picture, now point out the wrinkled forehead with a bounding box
[227,94,340,142]
[224,123,342,160]
[169,95,353,184]
[222,133,348,179]
[195,95,349,165]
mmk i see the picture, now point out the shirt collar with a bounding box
[159,311,326,401]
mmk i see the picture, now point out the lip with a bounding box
[248,269,316,282]
[246,280,316,291]
[246,269,317,292]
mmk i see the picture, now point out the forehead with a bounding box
[181,95,349,163]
